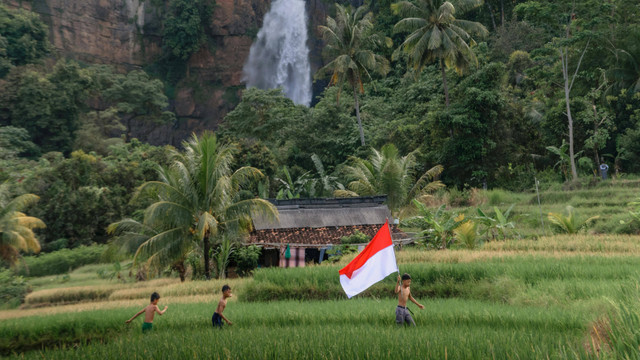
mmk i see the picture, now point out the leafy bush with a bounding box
[16,245,107,277]
[547,206,600,234]
[234,245,261,277]
[340,230,371,244]
[0,269,29,309]
[41,238,69,253]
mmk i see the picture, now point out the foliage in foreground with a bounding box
[0,185,44,266]
[0,269,29,309]
[111,132,277,280]
[1,299,591,359]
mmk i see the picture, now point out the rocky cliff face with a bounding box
[4,0,329,146]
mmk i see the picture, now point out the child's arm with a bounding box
[409,294,425,309]
[125,308,145,324]
[155,305,168,315]
[219,312,233,325]
[395,275,401,294]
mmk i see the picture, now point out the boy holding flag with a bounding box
[395,273,424,326]
[338,220,424,325]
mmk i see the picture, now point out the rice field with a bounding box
[4,234,640,359]
[445,182,640,238]
[0,299,599,359]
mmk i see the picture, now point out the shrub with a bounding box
[448,188,470,207]
[15,245,107,277]
[0,269,29,309]
[340,230,370,244]
[547,206,600,234]
[41,238,69,253]
[234,245,261,277]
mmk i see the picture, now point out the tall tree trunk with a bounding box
[486,2,497,31]
[560,2,587,183]
[500,0,505,27]
[564,78,578,181]
[172,261,186,282]
[353,86,365,146]
[203,233,211,280]
[440,59,450,108]
[592,103,601,167]
[125,115,133,142]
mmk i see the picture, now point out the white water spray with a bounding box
[242,0,312,106]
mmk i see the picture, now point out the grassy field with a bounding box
[4,234,640,358]
[440,180,640,238]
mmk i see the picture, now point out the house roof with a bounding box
[248,224,409,247]
[251,196,392,230]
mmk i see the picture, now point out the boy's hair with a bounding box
[401,273,411,281]
[222,285,231,293]
[150,292,160,302]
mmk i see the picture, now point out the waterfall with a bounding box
[242,0,312,106]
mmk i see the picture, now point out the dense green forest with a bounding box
[1,0,640,258]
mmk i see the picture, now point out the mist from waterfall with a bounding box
[242,0,312,106]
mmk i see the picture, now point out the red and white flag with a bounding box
[339,220,398,298]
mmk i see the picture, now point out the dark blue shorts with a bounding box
[212,312,223,328]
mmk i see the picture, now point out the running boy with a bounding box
[125,292,168,332]
[212,285,233,328]
[395,273,424,326]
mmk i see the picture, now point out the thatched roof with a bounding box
[252,196,392,230]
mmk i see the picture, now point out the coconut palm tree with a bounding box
[316,4,391,146]
[608,47,640,94]
[0,187,45,267]
[125,132,277,279]
[334,144,444,213]
[392,0,488,107]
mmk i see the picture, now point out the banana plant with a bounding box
[547,206,600,234]
[275,166,312,199]
[475,204,517,240]
[402,200,465,249]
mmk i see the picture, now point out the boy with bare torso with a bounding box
[125,292,168,332]
[212,285,233,328]
[395,273,424,326]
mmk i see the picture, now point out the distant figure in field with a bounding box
[212,285,233,328]
[599,162,609,180]
[125,292,168,332]
[395,273,424,326]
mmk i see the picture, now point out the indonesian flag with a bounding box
[339,220,398,298]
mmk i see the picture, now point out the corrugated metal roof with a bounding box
[252,205,391,230]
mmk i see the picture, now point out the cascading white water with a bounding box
[242,0,312,106]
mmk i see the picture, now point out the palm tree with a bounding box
[392,0,488,107]
[608,47,640,94]
[0,187,45,267]
[316,4,391,146]
[123,132,277,279]
[334,144,444,213]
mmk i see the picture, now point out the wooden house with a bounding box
[248,196,409,267]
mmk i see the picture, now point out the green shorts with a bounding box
[142,322,153,332]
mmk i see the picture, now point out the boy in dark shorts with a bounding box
[125,292,168,332]
[395,273,424,326]
[212,285,233,328]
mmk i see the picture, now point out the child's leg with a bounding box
[212,313,223,328]
[395,307,404,325]
[405,311,416,326]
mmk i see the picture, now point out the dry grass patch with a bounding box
[484,235,640,254]
[583,317,612,357]
[26,278,186,307]
[0,294,226,321]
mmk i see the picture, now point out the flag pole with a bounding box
[389,217,416,322]
[387,217,400,276]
